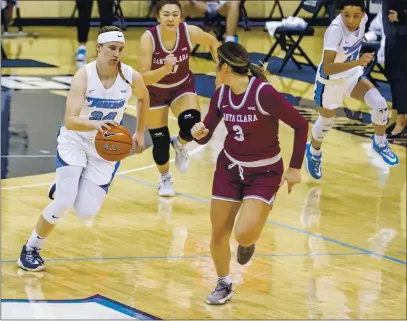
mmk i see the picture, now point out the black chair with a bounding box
[267,0,284,20]
[191,0,251,56]
[263,0,336,73]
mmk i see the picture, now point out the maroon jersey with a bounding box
[196,77,308,169]
[146,22,192,86]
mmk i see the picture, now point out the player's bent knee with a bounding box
[365,88,388,125]
[42,166,82,224]
[149,127,171,165]
[311,115,335,142]
[178,109,201,142]
[74,178,106,222]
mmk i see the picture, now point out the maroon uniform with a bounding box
[146,22,196,109]
[196,77,308,204]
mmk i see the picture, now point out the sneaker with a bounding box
[75,47,87,62]
[17,245,44,272]
[206,281,232,305]
[305,142,322,180]
[237,244,255,265]
[158,176,175,197]
[372,138,399,167]
[171,137,189,174]
[48,181,56,200]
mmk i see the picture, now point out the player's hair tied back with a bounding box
[217,42,269,82]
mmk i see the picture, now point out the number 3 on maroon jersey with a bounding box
[169,65,179,74]
[233,125,244,141]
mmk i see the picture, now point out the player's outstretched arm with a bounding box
[138,32,175,86]
[64,68,118,132]
[187,25,220,65]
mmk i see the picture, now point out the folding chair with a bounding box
[263,0,332,73]
[191,0,251,56]
[267,0,284,20]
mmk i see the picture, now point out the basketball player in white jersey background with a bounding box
[17,26,150,272]
[305,0,399,180]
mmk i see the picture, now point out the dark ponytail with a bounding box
[217,42,268,82]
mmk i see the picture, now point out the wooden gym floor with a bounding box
[1,26,406,319]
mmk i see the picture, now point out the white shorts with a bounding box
[314,67,364,110]
[56,126,120,191]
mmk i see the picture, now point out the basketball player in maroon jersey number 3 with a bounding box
[191,42,309,305]
[139,0,219,196]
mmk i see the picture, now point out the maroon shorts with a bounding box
[212,150,284,204]
[147,73,196,109]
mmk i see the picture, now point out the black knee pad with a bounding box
[149,127,171,165]
[178,109,201,142]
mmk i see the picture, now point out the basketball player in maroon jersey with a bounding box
[138,0,219,196]
[191,42,309,305]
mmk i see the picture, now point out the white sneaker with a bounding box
[171,137,189,173]
[158,176,175,197]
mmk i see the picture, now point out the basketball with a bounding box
[95,125,133,162]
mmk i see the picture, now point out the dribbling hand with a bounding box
[191,122,209,140]
[94,120,120,132]
[279,167,301,194]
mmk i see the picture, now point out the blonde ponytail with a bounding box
[118,61,136,90]
[248,61,269,82]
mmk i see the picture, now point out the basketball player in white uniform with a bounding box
[305,0,399,180]
[17,26,150,272]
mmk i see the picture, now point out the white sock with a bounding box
[224,35,235,42]
[26,230,46,251]
[161,171,171,179]
[310,144,322,156]
[218,275,232,285]
[374,134,386,146]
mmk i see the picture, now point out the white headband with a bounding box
[97,31,125,44]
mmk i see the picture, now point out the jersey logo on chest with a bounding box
[86,97,126,109]
[224,113,259,123]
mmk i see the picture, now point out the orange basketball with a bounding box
[95,125,133,162]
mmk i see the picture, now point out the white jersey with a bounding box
[55,60,134,187]
[317,13,368,80]
[77,60,133,139]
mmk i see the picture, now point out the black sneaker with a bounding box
[17,245,44,272]
[206,281,232,305]
[237,244,255,265]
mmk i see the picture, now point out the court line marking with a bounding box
[118,175,407,266]
[0,252,367,263]
[0,144,205,190]
[1,294,160,320]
